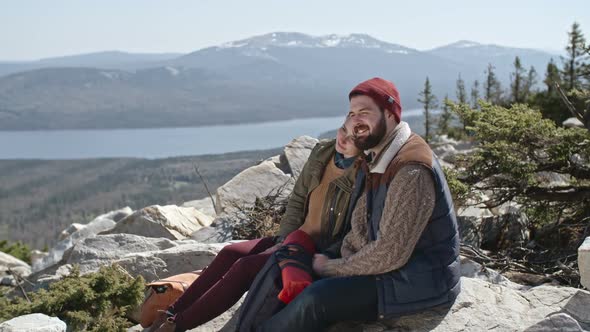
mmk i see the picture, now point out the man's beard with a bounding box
[353,113,387,150]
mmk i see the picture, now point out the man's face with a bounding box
[346,95,387,150]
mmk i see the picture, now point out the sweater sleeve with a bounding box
[320,164,436,277]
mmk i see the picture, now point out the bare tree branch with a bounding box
[194,164,217,213]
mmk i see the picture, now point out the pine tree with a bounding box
[418,77,438,143]
[510,56,526,103]
[456,74,467,104]
[438,94,452,135]
[484,63,503,104]
[562,22,587,90]
[523,66,538,102]
[545,58,562,94]
[471,80,480,109]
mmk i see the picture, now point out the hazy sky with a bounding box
[2,0,589,61]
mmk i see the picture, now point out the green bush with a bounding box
[451,101,590,229]
[0,264,145,331]
[0,240,31,264]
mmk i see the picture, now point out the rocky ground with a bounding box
[1,135,589,332]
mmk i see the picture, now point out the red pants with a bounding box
[170,237,277,330]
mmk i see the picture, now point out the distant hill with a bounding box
[0,33,556,130]
[0,148,281,249]
[0,51,182,77]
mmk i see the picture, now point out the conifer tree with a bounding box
[484,63,503,104]
[471,80,480,109]
[418,77,438,143]
[562,22,587,90]
[456,74,467,104]
[545,58,562,94]
[510,56,526,103]
[438,94,452,135]
[525,66,538,99]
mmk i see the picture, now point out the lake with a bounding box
[0,110,423,159]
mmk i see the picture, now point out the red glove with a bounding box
[277,230,316,304]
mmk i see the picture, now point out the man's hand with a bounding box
[312,254,329,276]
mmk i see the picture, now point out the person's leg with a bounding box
[170,237,276,313]
[257,275,378,332]
[173,248,278,331]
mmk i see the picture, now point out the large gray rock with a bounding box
[28,234,223,289]
[457,198,530,251]
[57,223,85,241]
[480,212,530,251]
[0,252,30,277]
[459,256,527,290]
[430,135,476,165]
[182,197,217,219]
[325,278,590,332]
[579,237,590,290]
[524,313,586,332]
[0,252,31,286]
[563,117,584,129]
[456,204,493,248]
[33,207,132,272]
[51,234,224,281]
[283,135,318,179]
[106,205,213,240]
[215,160,292,215]
[0,313,66,332]
[534,171,571,188]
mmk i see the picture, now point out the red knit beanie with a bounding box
[349,77,402,123]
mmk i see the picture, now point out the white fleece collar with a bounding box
[368,121,411,174]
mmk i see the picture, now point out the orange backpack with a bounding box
[140,271,201,328]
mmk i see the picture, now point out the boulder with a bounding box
[265,154,291,174]
[534,171,571,188]
[191,226,233,244]
[524,313,586,332]
[325,278,590,332]
[432,143,459,164]
[31,234,227,284]
[34,207,132,272]
[579,237,590,290]
[103,206,134,222]
[0,252,31,286]
[57,223,85,241]
[35,217,116,272]
[480,212,530,251]
[563,117,584,129]
[459,256,527,290]
[106,205,213,240]
[0,252,30,277]
[283,136,318,178]
[215,160,293,215]
[182,197,217,219]
[0,313,66,332]
[456,204,493,248]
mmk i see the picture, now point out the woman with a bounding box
[153,125,360,331]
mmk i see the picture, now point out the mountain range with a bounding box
[0,32,558,130]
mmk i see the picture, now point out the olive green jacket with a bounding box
[278,139,358,252]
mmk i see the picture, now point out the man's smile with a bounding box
[353,124,370,138]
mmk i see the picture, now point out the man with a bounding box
[258,77,461,331]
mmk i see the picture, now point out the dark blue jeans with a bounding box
[257,275,378,332]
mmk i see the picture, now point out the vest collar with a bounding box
[367,121,411,174]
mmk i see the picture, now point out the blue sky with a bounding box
[2,0,589,60]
